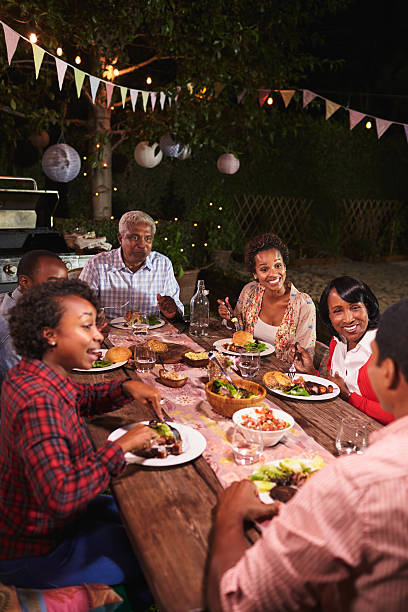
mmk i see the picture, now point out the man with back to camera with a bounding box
[79,210,184,320]
[207,298,408,611]
[0,250,68,386]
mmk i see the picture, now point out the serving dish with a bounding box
[205,378,266,418]
[232,406,295,446]
[158,368,188,388]
[182,351,209,368]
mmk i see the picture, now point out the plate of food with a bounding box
[263,371,340,401]
[250,456,326,504]
[110,311,165,330]
[73,347,131,372]
[108,421,207,467]
[213,331,274,357]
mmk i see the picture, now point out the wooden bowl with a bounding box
[158,369,188,388]
[205,378,266,418]
[182,352,209,368]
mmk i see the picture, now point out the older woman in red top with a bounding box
[295,275,393,425]
[0,279,162,593]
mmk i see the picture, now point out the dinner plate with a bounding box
[252,456,326,504]
[108,422,207,467]
[213,338,275,357]
[72,348,128,373]
[110,316,165,330]
[264,373,340,401]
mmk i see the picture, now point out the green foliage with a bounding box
[152,219,205,277]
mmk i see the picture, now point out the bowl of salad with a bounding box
[232,406,295,446]
[205,378,266,418]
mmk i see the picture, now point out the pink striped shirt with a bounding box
[221,415,408,611]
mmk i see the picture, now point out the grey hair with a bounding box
[118,210,156,236]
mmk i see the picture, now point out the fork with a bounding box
[101,300,130,312]
[288,342,299,382]
[220,300,241,331]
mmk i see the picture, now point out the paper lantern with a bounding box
[159,133,187,158]
[217,153,240,175]
[29,130,50,149]
[42,144,81,183]
[134,142,163,168]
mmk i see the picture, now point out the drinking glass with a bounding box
[335,417,368,455]
[231,424,263,465]
[237,351,260,379]
[132,313,149,335]
[134,345,156,373]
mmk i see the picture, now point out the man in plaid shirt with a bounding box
[80,210,184,320]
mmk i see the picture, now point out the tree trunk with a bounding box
[89,103,112,220]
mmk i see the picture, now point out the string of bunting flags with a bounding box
[1,19,407,144]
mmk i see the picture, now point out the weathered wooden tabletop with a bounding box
[73,319,382,612]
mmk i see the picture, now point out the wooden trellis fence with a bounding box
[342,199,403,255]
[233,194,313,244]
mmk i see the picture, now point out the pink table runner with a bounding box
[108,324,334,486]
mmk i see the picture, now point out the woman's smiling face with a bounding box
[327,288,369,348]
[254,248,286,294]
[43,294,104,375]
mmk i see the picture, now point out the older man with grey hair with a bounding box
[79,210,184,319]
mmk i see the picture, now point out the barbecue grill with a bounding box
[0,176,93,293]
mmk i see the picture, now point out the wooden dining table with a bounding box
[72,318,382,612]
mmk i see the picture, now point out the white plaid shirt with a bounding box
[79,248,184,319]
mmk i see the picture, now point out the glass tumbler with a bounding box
[335,417,368,455]
[231,424,263,465]
[237,351,260,379]
[132,313,149,335]
[134,345,156,373]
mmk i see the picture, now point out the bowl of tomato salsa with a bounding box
[232,406,295,446]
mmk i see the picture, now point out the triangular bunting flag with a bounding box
[105,82,114,107]
[74,68,86,98]
[237,89,247,104]
[325,99,340,120]
[150,92,157,111]
[349,109,365,130]
[120,86,127,108]
[174,86,181,103]
[404,125,408,144]
[130,89,138,111]
[141,90,149,112]
[55,57,67,91]
[258,89,271,107]
[214,82,226,98]
[376,118,392,139]
[168,94,172,107]
[303,89,317,108]
[2,22,20,65]
[160,91,166,110]
[280,89,295,108]
[32,44,45,79]
[89,75,100,103]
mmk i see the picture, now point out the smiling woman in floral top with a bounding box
[218,233,316,360]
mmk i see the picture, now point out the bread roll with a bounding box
[145,339,168,353]
[105,346,132,363]
[263,370,292,389]
[232,330,253,346]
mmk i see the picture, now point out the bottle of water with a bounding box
[189,280,209,336]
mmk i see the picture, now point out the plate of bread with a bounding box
[73,347,131,372]
[263,371,339,401]
[213,330,274,357]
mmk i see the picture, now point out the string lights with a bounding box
[29,33,37,43]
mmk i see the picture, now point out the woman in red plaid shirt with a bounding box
[0,279,161,594]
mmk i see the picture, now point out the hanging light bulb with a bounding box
[267,96,274,106]
[113,68,119,77]
[113,187,118,191]
[29,33,38,44]
[365,120,372,129]
[56,47,63,56]
[75,56,81,65]
[146,76,152,85]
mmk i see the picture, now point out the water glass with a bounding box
[237,351,260,379]
[335,417,368,455]
[134,345,156,373]
[132,313,149,335]
[231,424,263,465]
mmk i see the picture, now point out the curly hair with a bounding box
[319,276,380,340]
[8,279,100,360]
[245,233,289,273]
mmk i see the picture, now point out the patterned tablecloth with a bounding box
[108,324,334,487]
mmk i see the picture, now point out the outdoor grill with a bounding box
[0,176,92,293]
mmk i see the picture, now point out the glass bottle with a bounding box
[189,280,209,336]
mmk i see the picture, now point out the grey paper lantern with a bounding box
[134,141,163,168]
[42,144,81,183]
[217,153,240,175]
[159,133,186,158]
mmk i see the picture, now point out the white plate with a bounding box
[108,422,207,467]
[265,373,340,401]
[213,338,275,357]
[72,348,128,373]
[110,316,165,330]
[253,457,326,504]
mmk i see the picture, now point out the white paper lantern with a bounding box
[159,133,186,158]
[42,144,81,182]
[134,141,163,168]
[217,153,240,175]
